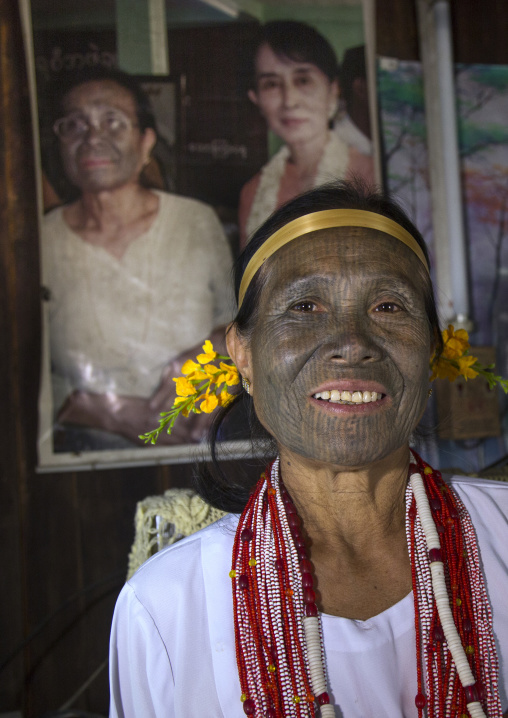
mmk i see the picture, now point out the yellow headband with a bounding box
[238,209,430,307]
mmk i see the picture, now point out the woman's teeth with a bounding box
[313,390,383,405]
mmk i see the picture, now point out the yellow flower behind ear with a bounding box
[442,324,470,359]
[204,363,221,381]
[181,360,207,381]
[173,377,197,397]
[182,360,200,374]
[430,356,460,382]
[219,390,235,407]
[200,393,219,413]
[458,354,479,380]
[197,340,218,364]
[220,362,240,386]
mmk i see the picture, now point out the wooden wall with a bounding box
[0,2,208,714]
[376,0,508,63]
[1,0,508,715]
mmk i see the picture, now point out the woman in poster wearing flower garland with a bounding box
[110,181,508,717]
[238,21,374,247]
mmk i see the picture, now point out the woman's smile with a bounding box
[310,379,389,412]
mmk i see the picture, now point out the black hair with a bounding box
[48,66,157,133]
[195,179,442,513]
[247,20,339,90]
[340,45,366,106]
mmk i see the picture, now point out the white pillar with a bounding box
[416,0,471,328]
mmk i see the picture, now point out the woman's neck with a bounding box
[63,184,159,260]
[278,444,413,618]
[285,130,330,178]
[279,444,410,551]
[75,183,154,229]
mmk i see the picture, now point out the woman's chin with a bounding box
[272,122,327,147]
[284,439,409,472]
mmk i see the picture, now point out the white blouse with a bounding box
[109,475,508,717]
[42,191,234,406]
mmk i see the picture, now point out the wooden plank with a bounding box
[376,0,419,60]
[0,0,36,708]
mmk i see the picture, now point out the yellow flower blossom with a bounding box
[181,360,201,375]
[219,389,235,407]
[197,340,218,364]
[442,324,470,359]
[200,393,219,413]
[181,360,207,381]
[219,362,240,386]
[173,377,197,397]
[457,354,479,380]
[430,356,460,382]
[204,363,220,377]
[430,326,481,383]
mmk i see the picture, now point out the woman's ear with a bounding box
[141,127,157,164]
[226,324,253,386]
[430,330,439,360]
[329,80,339,119]
[248,89,260,108]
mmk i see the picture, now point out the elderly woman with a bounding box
[238,22,374,247]
[42,67,233,451]
[109,182,508,717]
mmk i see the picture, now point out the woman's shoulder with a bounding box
[155,190,217,219]
[447,473,508,499]
[125,513,239,610]
[42,204,66,232]
[153,191,227,247]
[448,474,508,516]
[447,474,508,563]
[345,145,375,186]
[240,172,262,201]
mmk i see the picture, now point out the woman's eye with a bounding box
[290,300,317,312]
[295,75,312,87]
[259,79,279,91]
[374,301,402,313]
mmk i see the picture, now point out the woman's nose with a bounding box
[320,322,384,366]
[83,118,108,142]
[282,81,299,108]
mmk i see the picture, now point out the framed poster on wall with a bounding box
[21,0,378,471]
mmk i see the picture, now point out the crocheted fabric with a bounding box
[127,488,227,578]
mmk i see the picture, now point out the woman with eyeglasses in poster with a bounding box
[42,67,234,453]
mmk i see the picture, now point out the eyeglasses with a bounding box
[53,108,139,141]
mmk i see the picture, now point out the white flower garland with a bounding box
[245,132,350,240]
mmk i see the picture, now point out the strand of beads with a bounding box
[455,497,501,716]
[231,461,317,717]
[279,482,335,718]
[410,460,487,718]
[268,463,313,714]
[407,488,432,717]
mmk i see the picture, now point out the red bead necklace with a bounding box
[230,453,502,717]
